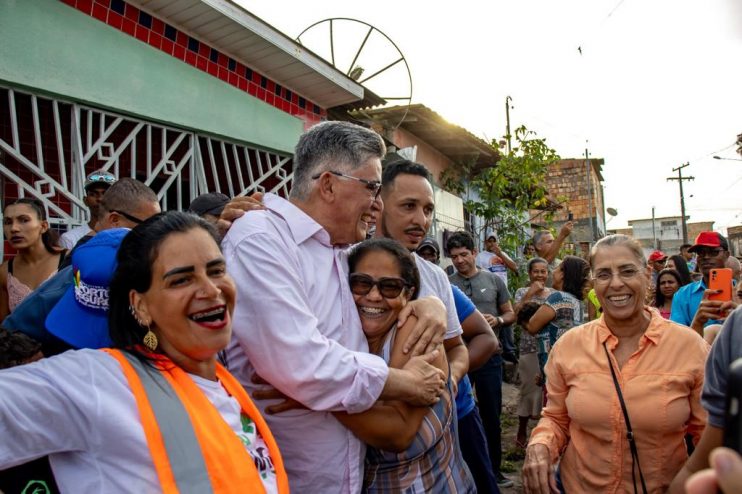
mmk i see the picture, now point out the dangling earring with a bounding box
[143,327,158,352]
[130,305,157,351]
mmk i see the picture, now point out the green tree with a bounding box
[440,125,560,290]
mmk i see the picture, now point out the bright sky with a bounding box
[239,0,742,233]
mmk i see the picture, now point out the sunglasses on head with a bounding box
[87,173,116,184]
[349,273,409,298]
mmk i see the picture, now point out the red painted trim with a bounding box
[61,0,326,124]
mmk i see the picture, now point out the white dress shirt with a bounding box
[223,194,389,494]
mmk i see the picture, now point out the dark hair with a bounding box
[680,244,692,251]
[517,301,541,325]
[108,211,220,355]
[558,255,590,301]
[290,121,386,201]
[654,269,683,307]
[527,257,548,273]
[380,160,432,196]
[0,327,42,369]
[523,240,534,255]
[100,178,158,220]
[667,254,691,286]
[347,237,420,301]
[4,198,60,254]
[446,230,476,253]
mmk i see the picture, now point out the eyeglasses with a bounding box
[349,273,409,298]
[593,267,642,284]
[695,247,724,258]
[110,209,144,224]
[312,170,382,199]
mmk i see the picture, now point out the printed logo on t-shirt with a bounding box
[237,414,277,481]
[21,480,51,494]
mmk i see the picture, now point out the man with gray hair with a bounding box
[727,255,741,282]
[222,121,448,493]
[532,222,573,286]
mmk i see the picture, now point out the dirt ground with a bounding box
[498,363,533,494]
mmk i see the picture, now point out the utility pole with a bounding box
[667,162,694,244]
[505,96,512,154]
[651,206,657,249]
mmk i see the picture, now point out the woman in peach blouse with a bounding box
[523,234,709,494]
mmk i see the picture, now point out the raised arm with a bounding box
[0,353,94,469]
[491,242,519,274]
[543,222,573,264]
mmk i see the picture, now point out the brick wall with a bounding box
[542,159,604,222]
[530,158,605,243]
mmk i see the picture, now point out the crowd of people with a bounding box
[0,120,741,493]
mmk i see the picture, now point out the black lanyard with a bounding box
[603,342,648,494]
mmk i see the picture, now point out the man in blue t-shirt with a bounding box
[671,232,731,328]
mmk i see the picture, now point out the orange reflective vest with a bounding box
[103,349,289,494]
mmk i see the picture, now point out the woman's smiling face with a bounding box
[351,250,412,345]
[592,245,648,322]
[132,227,236,364]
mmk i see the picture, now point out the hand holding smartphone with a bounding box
[710,268,733,303]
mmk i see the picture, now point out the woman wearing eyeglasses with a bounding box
[333,237,475,493]
[523,234,709,494]
[0,198,67,321]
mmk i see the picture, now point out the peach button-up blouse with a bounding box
[529,309,709,493]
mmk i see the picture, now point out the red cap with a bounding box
[689,231,729,252]
[648,250,667,262]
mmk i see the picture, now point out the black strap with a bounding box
[603,342,648,494]
[57,250,67,268]
[7,257,13,275]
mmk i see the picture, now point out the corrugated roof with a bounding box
[353,104,499,167]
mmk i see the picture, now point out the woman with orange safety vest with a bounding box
[0,211,289,493]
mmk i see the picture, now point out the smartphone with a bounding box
[567,212,574,221]
[709,268,733,302]
[724,358,742,453]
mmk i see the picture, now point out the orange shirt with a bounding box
[529,309,709,493]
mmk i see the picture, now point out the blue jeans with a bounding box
[468,354,503,479]
[458,407,500,494]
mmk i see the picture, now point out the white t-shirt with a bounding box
[59,225,91,250]
[0,349,278,494]
[475,251,508,285]
[413,252,463,340]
